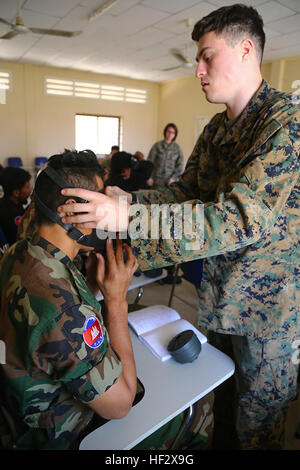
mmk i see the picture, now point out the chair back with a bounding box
[7,157,23,168]
[35,157,48,173]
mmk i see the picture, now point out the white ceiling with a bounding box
[0,0,299,83]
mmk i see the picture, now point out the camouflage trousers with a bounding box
[133,392,214,450]
[209,332,299,450]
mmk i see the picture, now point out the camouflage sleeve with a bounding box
[130,116,299,271]
[33,302,122,403]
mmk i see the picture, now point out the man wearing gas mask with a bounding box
[0,150,139,449]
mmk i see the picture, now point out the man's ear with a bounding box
[64,198,76,216]
[240,38,254,62]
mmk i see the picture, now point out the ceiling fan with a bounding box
[0,1,82,40]
[163,48,194,72]
[162,19,194,72]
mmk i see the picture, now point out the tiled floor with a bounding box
[127,275,300,451]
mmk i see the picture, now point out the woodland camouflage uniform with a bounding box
[0,229,213,450]
[130,80,300,449]
[0,234,122,449]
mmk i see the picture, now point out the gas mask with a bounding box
[34,165,126,254]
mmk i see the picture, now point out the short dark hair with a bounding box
[111,145,119,151]
[110,151,135,175]
[192,4,265,63]
[163,123,178,141]
[34,149,103,226]
[0,167,31,196]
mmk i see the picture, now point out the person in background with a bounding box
[147,123,184,189]
[0,167,31,245]
[56,4,299,450]
[106,151,154,192]
[133,160,154,189]
[100,145,120,182]
[134,151,145,161]
[105,151,137,191]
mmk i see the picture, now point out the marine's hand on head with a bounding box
[105,185,132,204]
[57,187,130,231]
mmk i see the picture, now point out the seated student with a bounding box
[0,150,138,450]
[106,151,153,192]
[105,151,137,191]
[99,145,120,182]
[134,151,145,161]
[1,150,213,450]
[133,160,154,189]
[0,167,32,245]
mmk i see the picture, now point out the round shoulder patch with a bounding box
[83,315,104,349]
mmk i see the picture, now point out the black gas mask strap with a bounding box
[34,165,116,249]
[33,192,88,243]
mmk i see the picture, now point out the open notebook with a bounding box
[128,305,207,362]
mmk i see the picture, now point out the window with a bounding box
[0,70,12,104]
[75,114,120,155]
[0,70,12,91]
[46,77,147,104]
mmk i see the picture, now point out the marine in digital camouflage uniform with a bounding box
[0,234,122,450]
[129,79,299,449]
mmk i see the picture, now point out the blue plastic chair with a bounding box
[7,157,23,168]
[35,157,48,173]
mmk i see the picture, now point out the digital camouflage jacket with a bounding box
[0,234,122,449]
[147,140,184,188]
[131,80,300,341]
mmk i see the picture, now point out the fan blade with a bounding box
[162,65,182,72]
[0,18,14,28]
[170,48,190,64]
[0,30,19,39]
[29,27,82,37]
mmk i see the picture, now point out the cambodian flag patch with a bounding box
[83,315,103,349]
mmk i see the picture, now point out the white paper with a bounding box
[128,306,207,361]
[128,305,180,336]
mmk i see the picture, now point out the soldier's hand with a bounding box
[95,238,138,305]
[105,185,132,204]
[58,187,130,231]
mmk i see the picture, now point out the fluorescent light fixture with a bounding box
[88,0,119,22]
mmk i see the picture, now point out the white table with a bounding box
[80,328,235,450]
[96,269,167,305]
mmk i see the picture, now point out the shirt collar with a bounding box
[30,232,75,270]
[211,80,271,147]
